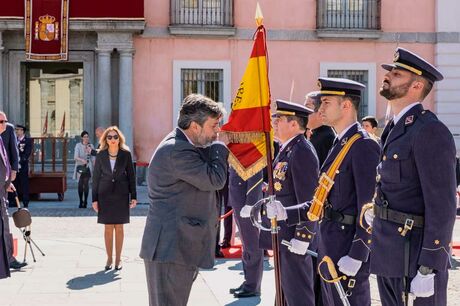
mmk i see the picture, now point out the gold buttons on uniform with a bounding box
[308,235,312,239]
[398,227,403,233]
[301,234,306,238]
[297,232,301,237]
[393,154,398,159]
[367,240,372,244]
[383,155,387,161]
[434,240,440,245]
[336,170,340,174]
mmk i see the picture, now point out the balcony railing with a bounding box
[170,0,233,27]
[317,0,381,30]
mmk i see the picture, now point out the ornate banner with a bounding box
[25,0,69,61]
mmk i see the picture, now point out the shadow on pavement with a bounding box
[66,270,121,290]
[224,296,262,306]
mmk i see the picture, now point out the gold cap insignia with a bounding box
[393,51,400,62]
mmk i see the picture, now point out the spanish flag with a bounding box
[221,18,272,180]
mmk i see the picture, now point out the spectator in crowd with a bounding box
[13,124,32,208]
[73,131,95,208]
[92,126,137,270]
[0,112,25,270]
[361,115,381,144]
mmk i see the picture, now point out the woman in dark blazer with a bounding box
[92,126,137,270]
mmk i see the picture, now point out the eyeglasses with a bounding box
[0,120,8,124]
[106,135,119,140]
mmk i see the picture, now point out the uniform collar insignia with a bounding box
[341,137,348,146]
[405,115,414,126]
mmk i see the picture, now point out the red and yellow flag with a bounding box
[221,23,272,180]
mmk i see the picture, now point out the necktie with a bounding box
[0,137,11,179]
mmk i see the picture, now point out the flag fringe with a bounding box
[225,131,265,144]
[228,153,267,181]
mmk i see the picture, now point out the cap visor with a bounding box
[381,63,396,71]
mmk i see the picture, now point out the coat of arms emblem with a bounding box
[34,14,59,41]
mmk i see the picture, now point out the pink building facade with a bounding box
[133,0,460,163]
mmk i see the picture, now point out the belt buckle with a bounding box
[400,218,414,237]
[319,173,334,192]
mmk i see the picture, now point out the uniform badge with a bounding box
[405,115,414,125]
[393,51,400,62]
[341,137,348,146]
[274,181,282,191]
[273,162,288,181]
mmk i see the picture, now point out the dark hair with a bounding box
[177,94,223,129]
[286,116,308,131]
[81,130,89,138]
[415,75,433,100]
[343,95,361,112]
[362,116,378,128]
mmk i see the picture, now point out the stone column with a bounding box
[118,49,135,152]
[95,48,112,128]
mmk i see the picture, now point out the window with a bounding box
[327,69,368,119]
[173,61,231,127]
[181,69,223,103]
[317,0,381,30]
[171,0,233,26]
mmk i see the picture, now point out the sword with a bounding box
[318,256,351,306]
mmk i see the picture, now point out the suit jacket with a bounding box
[316,123,380,269]
[370,104,457,277]
[92,149,137,202]
[259,134,319,249]
[1,124,19,172]
[139,128,229,269]
[0,140,10,279]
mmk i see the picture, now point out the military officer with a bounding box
[228,168,264,298]
[258,100,319,306]
[366,48,457,305]
[14,124,32,208]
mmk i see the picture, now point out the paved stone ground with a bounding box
[1,185,459,305]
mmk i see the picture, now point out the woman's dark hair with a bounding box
[81,131,89,138]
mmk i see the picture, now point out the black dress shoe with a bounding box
[215,250,225,258]
[229,284,244,294]
[10,260,27,270]
[115,265,122,271]
[233,289,260,298]
[104,265,112,271]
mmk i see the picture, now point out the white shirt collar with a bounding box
[336,122,358,142]
[393,102,421,125]
[280,134,301,152]
[178,128,195,146]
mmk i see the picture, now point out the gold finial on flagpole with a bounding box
[255,2,264,26]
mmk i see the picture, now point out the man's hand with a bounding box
[266,199,287,221]
[6,183,16,193]
[239,205,253,218]
[129,199,137,209]
[287,238,310,255]
[217,132,229,145]
[337,255,362,276]
[10,170,16,182]
[410,271,435,298]
[92,201,99,212]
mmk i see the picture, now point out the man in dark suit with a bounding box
[0,112,26,270]
[228,168,263,298]
[258,100,319,305]
[11,124,32,208]
[367,48,457,305]
[139,94,229,306]
[304,91,336,166]
[0,113,12,279]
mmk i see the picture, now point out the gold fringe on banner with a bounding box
[228,153,267,181]
[225,131,265,144]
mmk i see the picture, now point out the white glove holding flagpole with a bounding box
[266,200,287,221]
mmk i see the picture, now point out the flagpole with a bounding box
[255,4,284,305]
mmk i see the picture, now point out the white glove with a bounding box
[266,200,287,221]
[364,208,375,227]
[288,238,310,255]
[239,205,253,218]
[410,271,435,298]
[337,255,362,276]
